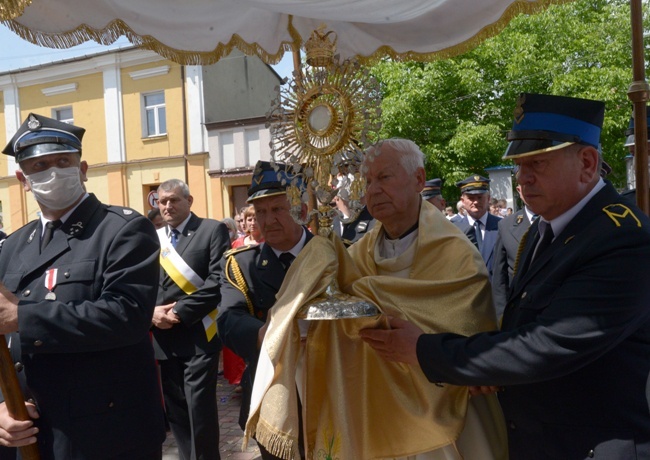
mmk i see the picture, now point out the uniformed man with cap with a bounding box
[452,175,501,279]
[420,178,446,211]
[217,161,312,459]
[0,113,166,458]
[360,93,650,459]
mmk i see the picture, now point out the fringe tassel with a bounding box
[3,0,574,66]
[0,0,31,21]
[246,416,299,460]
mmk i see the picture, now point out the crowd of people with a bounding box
[0,90,647,460]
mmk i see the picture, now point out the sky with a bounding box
[0,24,294,77]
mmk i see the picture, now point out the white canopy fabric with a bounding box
[3,0,572,65]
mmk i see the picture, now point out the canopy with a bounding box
[3,0,572,65]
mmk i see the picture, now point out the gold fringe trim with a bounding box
[245,416,299,460]
[0,0,31,21]
[4,0,575,66]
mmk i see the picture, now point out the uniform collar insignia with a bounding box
[516,215,524,225]
[67,222,84,235]
[262,259,269,266]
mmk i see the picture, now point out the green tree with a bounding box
[372,0,642,203]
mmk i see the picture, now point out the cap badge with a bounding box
[474,176,480,181]
[514,94,526,124]
[27,115,41,130]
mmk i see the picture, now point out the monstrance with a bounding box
[266,25,381,319]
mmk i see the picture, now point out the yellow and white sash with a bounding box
[157,227,218,341]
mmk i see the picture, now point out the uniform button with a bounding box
[508,421,516,430]
[587,449,594,458]
[64,272,70,278]
[521,292,527,299]
[23,290,30,297]
[14,362,23,372]
[108,401,114,408]
[33,340,43,347]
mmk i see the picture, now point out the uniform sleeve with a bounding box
[416,227,650,386]
[217,254,264,362]
[18,215,160,353]
[173,221,231,325]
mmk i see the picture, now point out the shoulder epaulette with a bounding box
[602,203,642,228]
[106,205,141,221]
[224,244,258,258]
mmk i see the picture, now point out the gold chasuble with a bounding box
[246,202,500,459]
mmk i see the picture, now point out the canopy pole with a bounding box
[628,0,650,215]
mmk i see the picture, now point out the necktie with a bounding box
[170,228,180,248]
[473,220,483,250]
[41,220,62,252]
[278,252,295,271]
[532,220,554,261]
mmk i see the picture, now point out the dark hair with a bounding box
[147,208,161,221]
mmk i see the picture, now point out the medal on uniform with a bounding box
[44,268,58,301]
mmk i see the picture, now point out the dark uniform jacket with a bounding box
[217,231,313,428]
[332,207,374,246]
[0,194,165,460]
[152,212,230,359]
[453,212,501,278]
[491,209,531,319]
[416,182,650,459]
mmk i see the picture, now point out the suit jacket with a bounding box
[452,213,501,278]
[0,194,165,459]
[416,182,650,459]
[332,206,375,247]
[491,209,531,318]
[217,230,313,428]
[152,212,230,358]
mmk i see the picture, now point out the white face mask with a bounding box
[24,166,85,210]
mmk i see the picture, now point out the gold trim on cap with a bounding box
[502,142,574,160]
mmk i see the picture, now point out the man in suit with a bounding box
[0,113,166,459]
[152,179,230,460]
[491,185,534,318]
[421,177,446,211]
[218,161,311,459]
[452,175,501,279]
[361,93,650,459]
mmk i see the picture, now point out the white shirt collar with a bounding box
[270,227,307,259]
[39,193,90,236]
[524,206,536,223]
[466,212,487,227]
[168,213,192,237]
[542,178,605,239]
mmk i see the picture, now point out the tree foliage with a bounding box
[371,0,644,203]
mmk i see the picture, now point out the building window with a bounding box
[143,92,166,137]
[52,107,73,124]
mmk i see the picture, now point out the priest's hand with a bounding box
[359,316,422,365]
